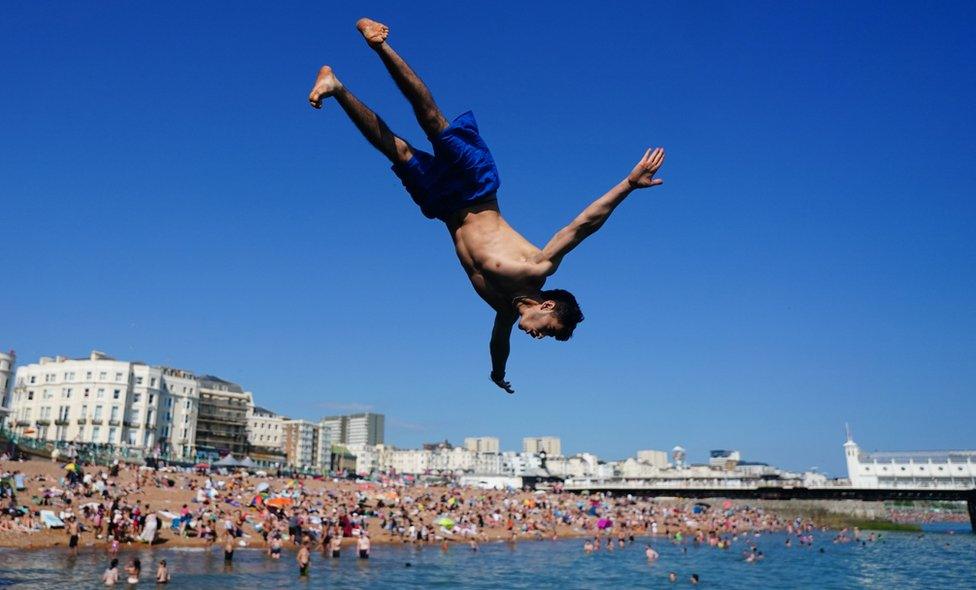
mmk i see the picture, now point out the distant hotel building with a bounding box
[194,376,253,459]
[465,436,500,454]
[523,436,561,457]
[844,433,976,489]
[636,449,669,468]
[0,350,15,426]
[319,413,385,449]
[284,419,319,468]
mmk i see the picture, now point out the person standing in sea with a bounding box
[297,538,311,577]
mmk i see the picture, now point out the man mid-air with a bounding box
[309,18,666,393]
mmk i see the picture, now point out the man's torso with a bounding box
[446,202,550,313]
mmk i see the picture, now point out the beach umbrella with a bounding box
[266,497,293,508]
[597,518,611,529]
[722,500,733,510]
[437,517,455,529]
[256,482,270,493]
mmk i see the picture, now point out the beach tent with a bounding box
[239,457,256,468]
[214,455,241,467]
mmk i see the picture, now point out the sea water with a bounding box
[0,526,973,589]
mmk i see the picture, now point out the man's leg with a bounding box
[357,18,449,138]
[308,66,413,164]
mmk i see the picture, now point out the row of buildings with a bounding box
[0,350,384,468]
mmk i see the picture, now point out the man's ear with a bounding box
[541,300,556,311]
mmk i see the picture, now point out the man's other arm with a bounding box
[539,147,665,273]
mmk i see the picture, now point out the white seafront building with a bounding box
[7,351,201,458]
[844,433,976,489]
[0,350,15,426]
[248,406,285,451]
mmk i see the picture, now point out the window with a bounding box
[148,394,154,404]
[135,376,143,385]
[27,391,34,401]
[114,372,123,381]
[133,393,141,403]
[108,427,117,441]
[84,388,90,398]
[150,377,156,387]
[110,406,119,421]
[42,389,53,400]
[29,375,36,384]
[127,430,138,445]
[167,398,173,408]
[81,404,88,417]
[113,389,121,400]
[92,426,101,441]
[99,372,107,380]
[97,388,105,399]
[86,371,92,380]
[184,399,190,410]
[94,405,103,420]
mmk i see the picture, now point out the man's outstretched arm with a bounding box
[489,312,516,394]
[540,147,665,272]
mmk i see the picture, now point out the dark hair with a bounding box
[541,289,584,341]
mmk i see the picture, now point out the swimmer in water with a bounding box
[308,18,666,393]
[645,544,659,561]
[101,558,119,586]
[155,559,170,584]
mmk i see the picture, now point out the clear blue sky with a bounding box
[3,1,974,475]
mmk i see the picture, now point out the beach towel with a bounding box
[40,510,65,529]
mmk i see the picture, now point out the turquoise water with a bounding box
[0,528,973,589]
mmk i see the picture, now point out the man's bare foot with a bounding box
[308,66,342,109]
[356,18,389,48]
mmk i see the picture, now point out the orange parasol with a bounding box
[266,497,293,508]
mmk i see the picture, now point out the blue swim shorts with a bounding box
[391,111,500,222]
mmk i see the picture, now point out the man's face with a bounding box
[518,302,564,339]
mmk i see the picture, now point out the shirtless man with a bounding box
[309,18,666,393]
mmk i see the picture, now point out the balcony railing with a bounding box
[91,418,104,425]
[55,419,70,426]
[123,420,139,428]
[36,419,51,426]
[15,419,30,427]
[77,418,87,425]
[108,419,120,426]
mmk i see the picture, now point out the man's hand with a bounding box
[490,371,515,394]
[627,147,665,189]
